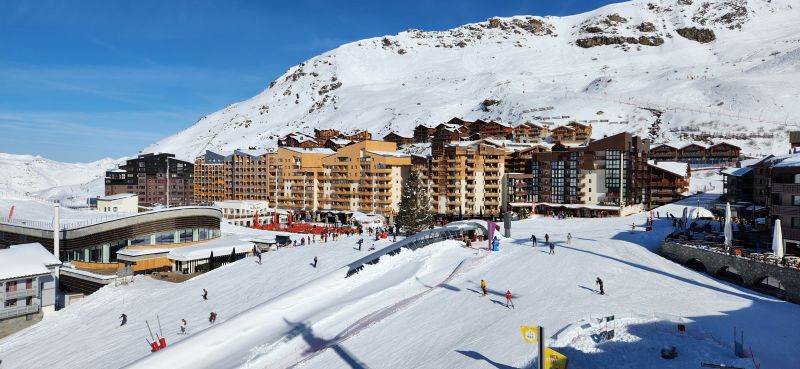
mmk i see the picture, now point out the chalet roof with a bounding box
[382,132,411,139]
[567,121,589,128]
[281,147,336,155]
[282,132,317,143]
[708,142,742,150]
[551,125,576,132]
[0,243,61,281]
[721,166,753,177]
[327,138,353,145]
[648,160,689,177]
[367,150,410,158]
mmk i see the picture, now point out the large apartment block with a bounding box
[269,146,331,215]
[528,133,650,217]
[193,150,226,204]
[105,153,194,208]
[224,149,271,201]
[430,141,507,217]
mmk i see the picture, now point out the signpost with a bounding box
[520,325,569,369]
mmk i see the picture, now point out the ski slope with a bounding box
[1,196,798,368]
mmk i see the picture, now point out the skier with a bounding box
[480,279,487,296]
[313,256,318,268]
[549,242,555,255]
[256,250,262,264]
[357,238,363,251]
[544,233,550,244]
[566,233,572,245]
[631,222,636,231]
[369,243,376,251]
[119,313,127,326]
[596,277,605,295]
[505,290,514,309]
[202,288,208,300]
[208,312,217,324]
[531,234,537,247]
[180,319,187,334]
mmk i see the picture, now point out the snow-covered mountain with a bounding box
[0,153,120,205]
[146,0,800,161]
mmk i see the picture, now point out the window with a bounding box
[5,299,17,307]
[795,174,800,184]
[25,279,32,289]
[792,217,800,229]
[6,281,17,292]
[794,196,800,206]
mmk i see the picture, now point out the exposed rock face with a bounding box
[637,22,656,32]
[576,35,664,48]
[486,17,555,36]
[676,27,716,43]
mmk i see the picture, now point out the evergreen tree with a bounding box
[396,171,434,234]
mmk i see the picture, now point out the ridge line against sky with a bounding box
[1,0,621,162]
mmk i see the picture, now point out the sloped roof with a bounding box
[648,160,688,176]
[0,243,61,280]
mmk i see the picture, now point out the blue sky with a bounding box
[1,0,619,162]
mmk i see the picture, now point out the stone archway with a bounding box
[716,266,745,285]
[685,258,707,273]
[752,275,788,300]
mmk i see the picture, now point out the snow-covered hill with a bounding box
[0,153,120,205]
[1,197,797,369]
[145,0,800,161]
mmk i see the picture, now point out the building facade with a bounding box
[647,161,690,207]
[105,153,194,207]
[0,243,60,321]
[193,150,227,205]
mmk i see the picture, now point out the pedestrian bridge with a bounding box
[661,240,800,304]
[345,221,488,278]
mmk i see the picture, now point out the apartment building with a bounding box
[193,150,226,205]
[512,122,549,143]
[224,149,271,201]
[529,133,650,217]
[650,142,741,164]
[470,119,513,140]
[647,161,690,207]
[767,153,800,256]
[0,243,61,321]
[318,141,411,218]
[382,132,413,146]
[105,153,193,207]
[269,147,332,218]
[430,140,507,218]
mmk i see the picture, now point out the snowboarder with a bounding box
[480,279,487,296]
[119,313,127,326]
[544,233,549,244]
[505,290,514,309]
[549,242,555,255]
[313,256,318,268]
[596,277,605,295]
[202,288,208,300]
[208,312,217,324]
[531,234,537,247]
[566,233,572,245]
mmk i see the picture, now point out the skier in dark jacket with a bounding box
[544,234,550,244]
[531,235,537,247]
[596,277,605,295]
[549,242,555,255]
[119,313,127,326]
[202,288,208,300]
[256,250,262,264]
[209,312,217,324]
[357,238,364,250]
[313,256,318,268]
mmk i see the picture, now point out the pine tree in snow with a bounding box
[396,171,434,235]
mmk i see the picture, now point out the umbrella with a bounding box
[772,219,784,259]
[723,202,733,249]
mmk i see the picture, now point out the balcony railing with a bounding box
[0,304,40,320]
[5,287,38,299]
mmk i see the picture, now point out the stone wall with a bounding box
[661,240,800,304]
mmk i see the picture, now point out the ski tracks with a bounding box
[286,250,489,368]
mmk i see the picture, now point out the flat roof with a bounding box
[0,243,61,280]
[97,193,137,201]
[167,237,255,262]
[116,248,171,257]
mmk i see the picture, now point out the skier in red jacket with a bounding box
[505,290,514,309]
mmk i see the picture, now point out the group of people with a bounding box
[530,233,567,254]
[480,279,515,309]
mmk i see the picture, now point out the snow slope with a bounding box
[0,153,120,206]
[1,196,798,369]
[144,0,800,161]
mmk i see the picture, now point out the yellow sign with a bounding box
[543,347,569,369]
[520,325,539,344]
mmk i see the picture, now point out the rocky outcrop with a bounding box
[576,35,664,48]
[676,27,716,43]
[637,22,656,32]
[486,17,555,36]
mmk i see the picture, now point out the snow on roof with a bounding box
[235,149,269,157]
[0,243,61,280]
[721,166,753,177]
[367,150,410,158]
[648,160,688,177]
[771,153,800,168]
[167,237,255,262]
[97,193,137,201]
[281,147,336,155]
[108,168,127,173]
[116,248,171,257]
[536,202,621,211]
[328,138,352,145]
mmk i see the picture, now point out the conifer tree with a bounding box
[395,171,434,234]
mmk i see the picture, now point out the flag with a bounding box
[543,347,569,369]
[520,325,539,344]
[8,205,14,221]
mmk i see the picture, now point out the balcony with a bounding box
[770,205,800,216]
[0,304,40,320]
[4,287,38,299]
[773,183,800,194]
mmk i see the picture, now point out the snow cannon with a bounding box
[159,337,167,349]
[150,340,160,352]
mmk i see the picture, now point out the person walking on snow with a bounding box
[531,234,537,247]
[357,238,363,251]
[119,313,127,326]
[505,290,514,309]
[596,277,605,295]
[480,279,487,296]
[631,222,636,231]
[208,312,217,324]
[313,256,318,268]
[549,242,555,255]
[566,233,572,245]
[202,288,208,300]
[544,233,550,244]
[256,250,262,264]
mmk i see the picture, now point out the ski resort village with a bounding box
[2,0,800,368]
